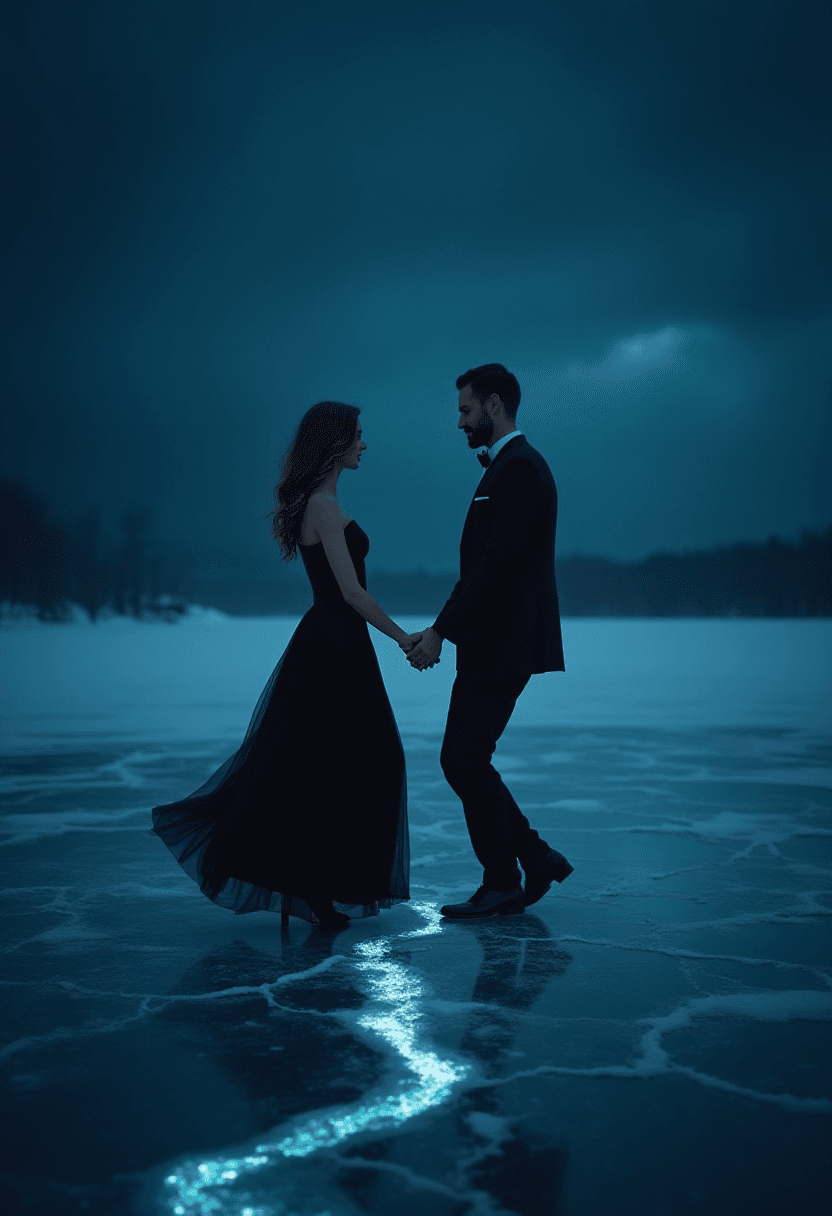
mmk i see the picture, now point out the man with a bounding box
[407,363,573,918]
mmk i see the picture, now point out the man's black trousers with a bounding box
[440,671,550,891]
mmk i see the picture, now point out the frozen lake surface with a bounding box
[1,616,831,1215]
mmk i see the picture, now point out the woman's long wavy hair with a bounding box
[272,401,361,560]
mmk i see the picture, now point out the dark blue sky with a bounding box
[2,0,830,573]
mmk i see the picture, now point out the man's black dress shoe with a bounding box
[440,885,525,919]
[523,848,574,907]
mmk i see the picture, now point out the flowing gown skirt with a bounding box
[151,534,409,923]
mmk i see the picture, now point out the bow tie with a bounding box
[477,450,492,469]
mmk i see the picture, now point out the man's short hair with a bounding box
[456,363,521,418]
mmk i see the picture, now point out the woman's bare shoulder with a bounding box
[307,493,348,537]
[306,492,339,516]
[308,493,351,524]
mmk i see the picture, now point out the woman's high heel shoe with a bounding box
[305,897,350,929]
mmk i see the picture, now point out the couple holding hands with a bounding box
[152,363,573,929]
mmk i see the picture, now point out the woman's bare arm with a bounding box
[307,496,413,647]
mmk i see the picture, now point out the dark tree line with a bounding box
[369,535,832,617]
[2,478,829,620]
[367,569,459,616]
[368,531,832,618]
[555,531,832,617]
[0,480,190,621]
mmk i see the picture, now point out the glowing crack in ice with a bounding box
[159,903,467,1214]
[268,930,468,1157]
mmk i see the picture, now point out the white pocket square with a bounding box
[473,496,489,501]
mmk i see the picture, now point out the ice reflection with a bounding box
[455,915,572,1081]
[160,902,467,1214]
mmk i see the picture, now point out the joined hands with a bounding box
[398,626,443,672]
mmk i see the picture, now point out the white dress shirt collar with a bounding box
[485,429,523,463]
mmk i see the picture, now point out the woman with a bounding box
[152,402,420,928]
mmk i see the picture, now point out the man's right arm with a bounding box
[431,578,464,643]
[433,456,539,644]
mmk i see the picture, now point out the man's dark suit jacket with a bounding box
[433,434,565,678]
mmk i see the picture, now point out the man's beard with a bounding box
[466,412,494,449]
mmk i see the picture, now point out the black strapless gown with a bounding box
[151,520,409,924]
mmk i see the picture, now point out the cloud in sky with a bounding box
[565,326,689,383]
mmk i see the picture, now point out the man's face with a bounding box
[458,385,494,449]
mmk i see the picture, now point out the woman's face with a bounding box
[343,421,366,470]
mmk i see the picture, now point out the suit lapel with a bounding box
[473,434,523,497]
